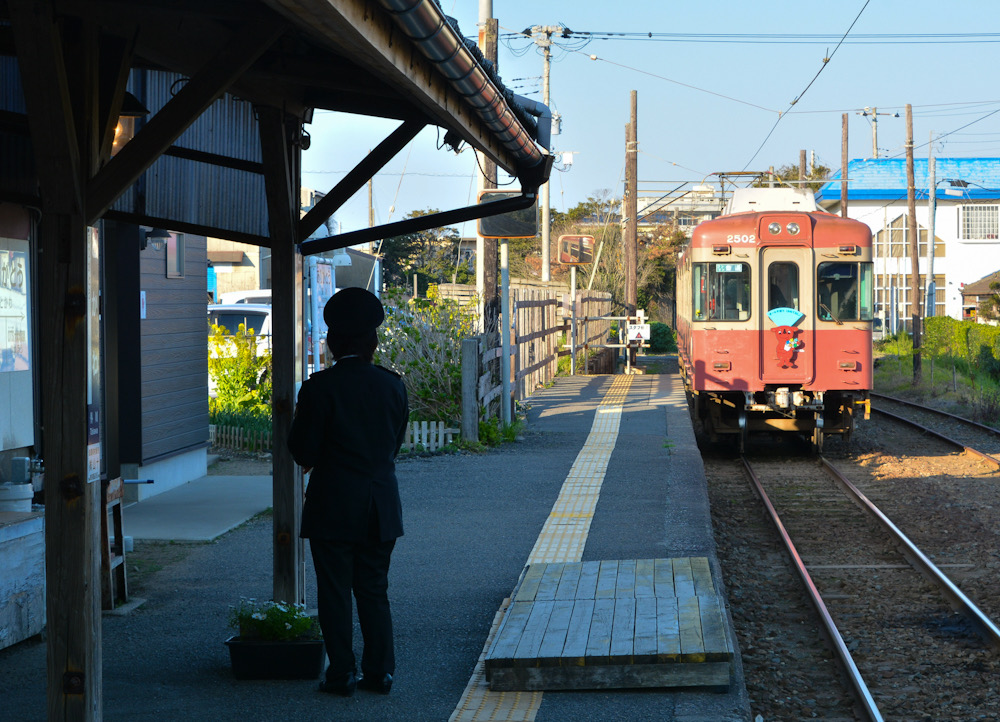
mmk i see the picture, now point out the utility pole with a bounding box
[476,3,499,332]
[858,106,899,159]
[927,135,937,317]
[624,90,638,317]
[841,113,849,218]
[798,149,807,183]
[906,103,922,382]
[527,25,561,282]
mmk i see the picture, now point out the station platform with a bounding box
[0,365,751,722]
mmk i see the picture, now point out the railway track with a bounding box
[870,392,1000,467]
[706,447,1000,721]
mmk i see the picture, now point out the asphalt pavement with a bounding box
[0,366,751,722]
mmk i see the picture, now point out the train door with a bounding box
[759,248,814,384]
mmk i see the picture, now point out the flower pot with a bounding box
[224,635,325,680]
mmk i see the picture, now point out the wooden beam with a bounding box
[257,105,305,605]
[297,118,424,240]
[100,210,271,248]
[8,0,84,215]
[85,20,286,224]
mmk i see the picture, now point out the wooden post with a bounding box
[258,106,305,605]
[841,114,849,218]
[462,337,480,442]
[906,103,922,382]
[624,91,638,317]
[799,149,807,183]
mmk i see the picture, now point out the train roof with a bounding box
[723,188,818,214]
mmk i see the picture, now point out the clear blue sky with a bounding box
[302,0,1000,236]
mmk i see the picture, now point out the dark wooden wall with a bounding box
[138,231,210,462]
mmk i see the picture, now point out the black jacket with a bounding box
[287,357,408,542]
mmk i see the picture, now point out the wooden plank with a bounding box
[554,561,582,601]
[699,596,732,660]
[575,561,600,601]
[535,563,563,601]
[487,662,732,691]
[656,596,681,662]
[633,597,658,664]
[609,598,636,662]
[561,599,595,664]
[537,599,574,664]
[486,600,534,663]
[585,598,615,663]
[672,557,695,597]
[596,560,618,599]
[691,556,715,596]
[678,596,706,663]
[513,600,554,665]
[615,558,636,598]
[635,558,655,598]
[653,558,675,598]
[514,564,546,603]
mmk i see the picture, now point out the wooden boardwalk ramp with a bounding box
[484,558,734,691]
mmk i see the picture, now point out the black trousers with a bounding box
[309,537,396,681]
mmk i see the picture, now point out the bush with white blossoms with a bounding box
[228,598,320,641]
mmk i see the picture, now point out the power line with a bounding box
[742,0,870,170]
[500,30,1000,46]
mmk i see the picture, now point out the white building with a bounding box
[816,158,1000,329]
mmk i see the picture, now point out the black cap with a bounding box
[323,287,385,337]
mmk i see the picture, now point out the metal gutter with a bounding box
[374,0,546,173]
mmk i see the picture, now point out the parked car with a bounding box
[217,289,272,305]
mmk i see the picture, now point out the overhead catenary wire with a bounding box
[742,0,871,170]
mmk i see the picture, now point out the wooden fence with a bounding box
[402,421,458,452]
[209,424,273,453]
[210,421,458,454]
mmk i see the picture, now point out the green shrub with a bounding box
[208,323,271,418]
[374,286,477,423]
[648,322,676,353]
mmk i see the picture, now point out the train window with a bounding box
[817,262,873,322]
[693,262,750,321]
[768,262,799,311]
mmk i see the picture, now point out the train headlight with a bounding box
[786,222,800,235]
[768,222,781,235]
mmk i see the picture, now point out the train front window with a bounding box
[693,262,750,321]
[768,262,799,311]
[817,262,873,322]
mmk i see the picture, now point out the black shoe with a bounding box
[357,672,393,695]
[318,671,358,697]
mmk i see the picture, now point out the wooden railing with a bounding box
[209,424,273,453]
[402,421,458,452]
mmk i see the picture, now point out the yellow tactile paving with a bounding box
[449,376,633,722]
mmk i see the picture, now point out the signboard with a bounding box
[558,234,595,265]
[0,247,29,372]
[627,323,651,342]
[477,190,538,239]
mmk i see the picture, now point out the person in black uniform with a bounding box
[287,287,408,697]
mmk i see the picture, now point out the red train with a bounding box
[675,189,873,451]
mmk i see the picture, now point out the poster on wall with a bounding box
[0,246,29,373]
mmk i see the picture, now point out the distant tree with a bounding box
[980,280,1000,321]
[379,209,464,291]
[755,160,832,192]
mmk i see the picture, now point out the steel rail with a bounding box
[739,457,883,722]
[818,456,1000,650]
[870,407,1000,468]
[871,392,1000,438]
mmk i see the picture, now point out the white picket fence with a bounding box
[402,421,458,452]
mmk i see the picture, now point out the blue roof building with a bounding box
[816,158,1000,327]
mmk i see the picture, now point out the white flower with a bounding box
[285,622,292,630]
[251,612,265,621]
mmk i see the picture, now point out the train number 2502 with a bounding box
[726,234,756,243]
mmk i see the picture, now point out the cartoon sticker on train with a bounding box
[676,188,873,452]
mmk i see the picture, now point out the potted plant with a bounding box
[225,598,325,680]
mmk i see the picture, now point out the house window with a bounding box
[959,205,999,240]
[167,232,185,278]
[875,215,944,258]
